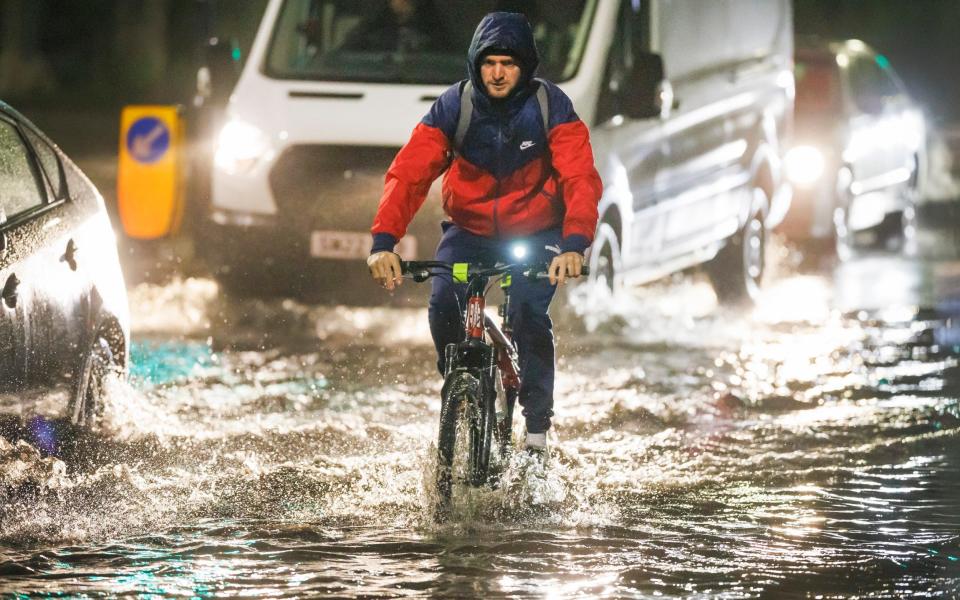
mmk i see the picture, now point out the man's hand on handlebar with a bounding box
[548,251,584,286]
[368,251,403,291]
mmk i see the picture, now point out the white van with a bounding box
[205,0,793,303]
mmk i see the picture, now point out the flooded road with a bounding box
[2,224,960,597]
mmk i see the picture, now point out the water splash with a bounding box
[2,264,960,597]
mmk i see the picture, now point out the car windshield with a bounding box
[265,0,597,84]
[795,56,841,115]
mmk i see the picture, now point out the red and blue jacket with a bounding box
[371,12,602,255]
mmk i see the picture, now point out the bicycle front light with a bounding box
[511,243,528,260]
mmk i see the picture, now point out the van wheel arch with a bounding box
[751,154,776,221]
[706,186,768,305]
[587,207,624,296]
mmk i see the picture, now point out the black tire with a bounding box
[705,197,766,305]
[70,335,116,428]
[586,221,622,298]
[471,375,496,485]
[876,179,918,255]
[832,167,855,261]
[835,182,917,260]
[496,386,518,461]
[435,371,495,518]
[435,382,461,517]
[833,204,853,261]
[874,207,916,253]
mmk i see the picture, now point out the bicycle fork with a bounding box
[495,275,521,456]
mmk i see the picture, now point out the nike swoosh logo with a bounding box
[520,141,535,151]
[544,244,561,254]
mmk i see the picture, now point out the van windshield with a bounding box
[265,0,597,84]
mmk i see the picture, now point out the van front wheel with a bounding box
[705,208,765,305]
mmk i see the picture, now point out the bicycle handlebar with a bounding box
[400,260,589,283]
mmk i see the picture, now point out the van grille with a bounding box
[269,145,400,231]
[268,144,446,259]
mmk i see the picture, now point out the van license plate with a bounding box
[309,231,417,259]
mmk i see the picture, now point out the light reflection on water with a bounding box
[130,338,218,386]
[1,254,960,597]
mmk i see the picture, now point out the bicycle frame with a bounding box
[453,269,521,395]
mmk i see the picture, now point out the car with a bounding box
[779,38,925,257]
[198,0,793,305]
[0,101,129,436]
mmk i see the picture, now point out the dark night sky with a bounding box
[793,0,960,123]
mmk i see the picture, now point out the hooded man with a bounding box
[368,11,602,454]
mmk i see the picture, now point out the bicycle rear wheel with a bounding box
[435,370,496,518]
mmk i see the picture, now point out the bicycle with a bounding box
[400,258,588,519]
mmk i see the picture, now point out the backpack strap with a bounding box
[534,77,549,136]
[452,78,550,153]
[454,80,473,152]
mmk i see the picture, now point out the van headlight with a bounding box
[785,145,825,186]
[214,120,269,175]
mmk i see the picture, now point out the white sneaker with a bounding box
[525,432,547,450]
[525,432,549,466]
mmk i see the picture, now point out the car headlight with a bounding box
[785,145,825,186]
[786,146,826,186]
[214,120,269,175]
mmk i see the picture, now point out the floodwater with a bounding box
[1,227,960,598]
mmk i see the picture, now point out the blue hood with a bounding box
[467,12,540,100]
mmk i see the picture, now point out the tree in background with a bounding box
[0,0,55,97]
[1,0,266,109]
[114,0,170,97]
[794,0,960,121]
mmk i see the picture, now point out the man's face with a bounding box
[480,54,521,99]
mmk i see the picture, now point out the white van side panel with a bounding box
[653,0,791,78]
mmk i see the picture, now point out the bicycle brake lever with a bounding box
[526,265,591,280]
[523,264,550,281]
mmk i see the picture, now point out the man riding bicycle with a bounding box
[368,11,602,456]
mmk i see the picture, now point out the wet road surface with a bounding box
[2,216,960,597]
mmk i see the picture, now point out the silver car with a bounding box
[0,102,129,436]
[780,39,925,257]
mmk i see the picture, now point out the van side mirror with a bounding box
[624,52,668,120]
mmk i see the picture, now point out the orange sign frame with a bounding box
[118,105,185,239]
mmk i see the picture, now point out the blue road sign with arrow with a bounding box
[126,117,170,164]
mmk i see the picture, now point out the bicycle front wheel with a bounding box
[495,385,518,460]
[435,370,495,517]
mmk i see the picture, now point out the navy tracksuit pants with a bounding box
[428,222,560,434]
